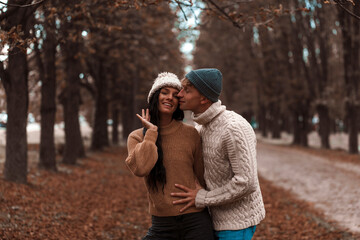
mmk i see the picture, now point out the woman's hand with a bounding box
[136,109,158,131]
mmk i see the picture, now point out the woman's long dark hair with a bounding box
[144,89,184,192]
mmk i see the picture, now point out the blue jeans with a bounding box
[215,226,256,240]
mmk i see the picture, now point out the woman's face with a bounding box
[158,87,179,115]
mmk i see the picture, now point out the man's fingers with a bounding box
[172,198,190,205]
[174,184,190,192]
[171,192,188,197]
[179,202,193,213]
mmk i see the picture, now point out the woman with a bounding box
[126,72,214,240]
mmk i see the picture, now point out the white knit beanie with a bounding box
[147,72,181,103]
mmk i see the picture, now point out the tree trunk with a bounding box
[292,107,309,147]
[61,87,82,164]
[347,3,360,154]
[270,104,281,139]
[121,105,134,141]
[316,104,330,149]
[300,110,309,147]
[91,61,109,150]
[111,105,119,145]
[39,9,57,170]
[258,105,267,137]
[338,2,360,154]
[346,103,359,154]
[121,78,140,140]
[281,114,291,134]
[292,111,301,145]
[60,42,83,164]
[1,0,33,183]
[3,48,29,183]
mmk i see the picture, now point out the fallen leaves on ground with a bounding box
[0,146,359,240]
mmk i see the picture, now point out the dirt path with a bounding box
[257,141,360,234]
[1,146,359,239]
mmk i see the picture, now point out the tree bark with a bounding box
[258,105,267,137]
[292,105,309,147]
[60,41,83,164]
[90,60,109,150]
[121,76,140,140]
[270,104,281,139]
[38,7,57,170]
[292,111,301,145]
[4,48,29,183]
[316,104,330,149]
[338,2,360,154]
[346,103,359,154]
[2,0,33,183]
[111,105,119,145]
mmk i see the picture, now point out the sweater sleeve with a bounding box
[125,129,159,177]
[193,134,205,188]
[195,123,257,208]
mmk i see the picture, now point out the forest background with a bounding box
[0,0,359,185]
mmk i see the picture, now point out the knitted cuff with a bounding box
[195,189,207,208]
[144,128,158,143]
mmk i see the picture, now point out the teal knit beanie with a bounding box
[185,68,223,102]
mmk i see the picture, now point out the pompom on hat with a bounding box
[147,72,182,103]
[185,68,222,102]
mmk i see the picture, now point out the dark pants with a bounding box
[142,210,215,240]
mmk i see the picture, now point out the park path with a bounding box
[257,141,360,234]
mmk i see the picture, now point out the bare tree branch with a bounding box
[0,0,46,8]
[333,0,360,20]
[206,0,244,29]
[0,0,48,21]
[177,1,188,21]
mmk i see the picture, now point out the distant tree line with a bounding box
[192,0,359,154]
[0,0,184,183]
[0,0,359,184]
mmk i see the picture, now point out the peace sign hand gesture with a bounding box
[136,109,158,131]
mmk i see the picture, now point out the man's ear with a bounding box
[199,95,211,105]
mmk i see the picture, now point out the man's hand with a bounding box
[171,181,203,213]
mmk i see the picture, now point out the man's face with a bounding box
[177,79,204,114]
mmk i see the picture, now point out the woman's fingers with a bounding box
[146,109,150,121]
[136,114,144,123]
[136,110,157,131]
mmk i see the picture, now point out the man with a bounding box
[171,68,265,240]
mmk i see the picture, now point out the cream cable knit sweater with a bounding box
[193,101,265,231]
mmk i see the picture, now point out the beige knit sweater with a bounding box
[193,101,265,231]
[126,120,205,217]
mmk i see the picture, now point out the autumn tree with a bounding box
[0,0,42,183]
[192,4,258,122]
[34,1,58,170]
[190,0,352,150]
[337,0,360,154]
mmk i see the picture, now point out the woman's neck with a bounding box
[159,114,172,127]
